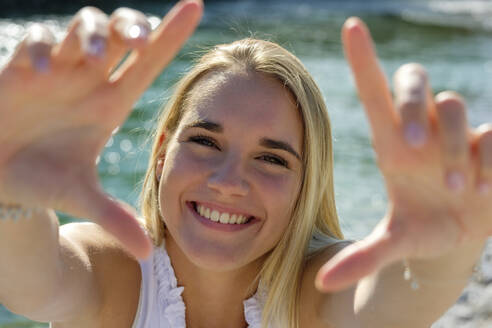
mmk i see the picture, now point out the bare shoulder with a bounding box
[60,221,142,274]
[55,222,142,327]
[60,221,141,264]
[299,240,357,328]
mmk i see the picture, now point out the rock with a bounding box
[433,238,492,328]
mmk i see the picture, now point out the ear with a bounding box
[156,158,164,181]
[158,133,166,149]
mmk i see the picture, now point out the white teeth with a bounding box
[194,203,250,225]
[219,212,230,223]
[211,210,220,222]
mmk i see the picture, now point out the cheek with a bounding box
[159,147,198,213]
[161,145,211,184]
[253,169,300,225]
[158,145,218,215]
[253,173,300,255]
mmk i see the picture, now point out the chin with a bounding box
[182,235,256,272]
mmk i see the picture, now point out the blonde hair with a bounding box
[139,38,343,328]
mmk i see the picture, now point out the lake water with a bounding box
[1,0,491,326]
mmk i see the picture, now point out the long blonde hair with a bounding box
[139,38,343,328]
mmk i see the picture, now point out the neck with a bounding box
[165,233,264,328]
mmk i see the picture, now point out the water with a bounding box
[0,0,491,326]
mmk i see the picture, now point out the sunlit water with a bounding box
[1,0,491,326]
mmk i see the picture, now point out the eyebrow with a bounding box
[184,119,301,160]
[184,120,223,133]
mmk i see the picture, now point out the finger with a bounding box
[110,8,151,49]
[54,7,109,65]
[476,124,492,195]
[105,8,152,74]
[393,63,432,148]
[111,0,203,103]
[69,181,152,260]
[90,193,152,260]
[315,226,401,292]
[342,17,398,152]
[435,92,469,192]
[9,23,55,73]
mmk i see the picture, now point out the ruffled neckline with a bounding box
[153,244,265,327]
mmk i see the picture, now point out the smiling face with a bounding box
[156,70,303,272]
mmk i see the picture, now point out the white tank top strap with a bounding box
[243,286,267,328]
[131,248,158,328]
[154,244,187,327]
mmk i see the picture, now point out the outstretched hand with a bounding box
[0,1,203,259]
[316,17,492,292]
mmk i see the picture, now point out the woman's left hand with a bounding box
[316,17,492,292]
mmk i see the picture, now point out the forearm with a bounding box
[353,238,486,327]
[0,208,63,315]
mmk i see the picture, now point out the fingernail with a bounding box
[479,182,490,195]
[125,24,150,40]
[404,122,427,148]
[32,55,50,73]
[446,171,465,192]
[86,35,106,58]
[27,41,52,73]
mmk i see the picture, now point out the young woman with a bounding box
[0,1,490,327]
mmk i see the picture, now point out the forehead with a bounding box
[181,70,303,150]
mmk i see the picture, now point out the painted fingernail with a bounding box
[125,24,150,40]
[479,182,490,195]
[86,35,106,58]
[31,55,50,73]
[404,122,427,148]
[27,40,52,73]
[446,171,465,192]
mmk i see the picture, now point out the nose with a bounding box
[207,153,249,197]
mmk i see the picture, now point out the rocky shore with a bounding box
[433,238,492,328]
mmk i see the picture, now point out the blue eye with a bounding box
[188,135,219,149]
[259,154,289,168]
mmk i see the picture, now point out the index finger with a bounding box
[342,17,398,152]
[111,0,203,104]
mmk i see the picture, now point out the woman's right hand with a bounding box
[0,0,203,259]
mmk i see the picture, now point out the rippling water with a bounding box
[1,0,491,326]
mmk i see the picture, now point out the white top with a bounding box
[131,242,266,328]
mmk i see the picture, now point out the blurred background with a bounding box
[0,0,491,327]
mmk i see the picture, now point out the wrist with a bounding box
[405,238,486,286]
[0,202,42,221]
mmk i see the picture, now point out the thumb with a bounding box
[315,224,403,293]
[70,181,153,260]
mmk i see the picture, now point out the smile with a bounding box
[191,201,254,225]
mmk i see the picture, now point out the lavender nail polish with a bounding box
[404,122,427,148]
[33,55,50,73]
[86,35,106,58]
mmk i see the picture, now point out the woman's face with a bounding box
[157,70,303,272]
